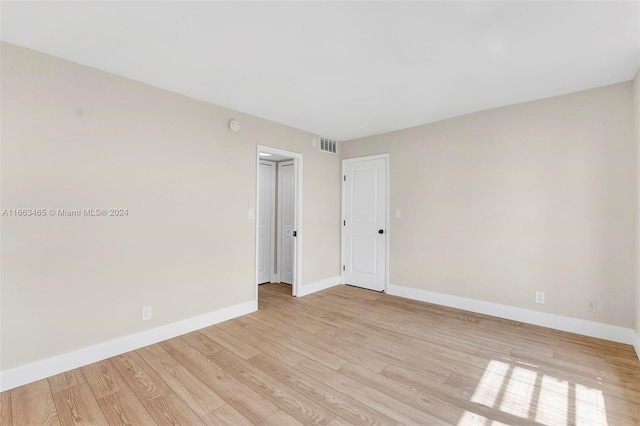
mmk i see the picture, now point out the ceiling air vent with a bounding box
[319,136,337,154]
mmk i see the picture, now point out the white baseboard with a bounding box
[297,276,342,297]
[387,284,636,346]
[0,299,257,392]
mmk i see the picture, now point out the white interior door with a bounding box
[278,161,296,285]
[343,157,387,291]
[258,161,275,284]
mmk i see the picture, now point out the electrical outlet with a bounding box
[142,306,152,321]
[587,300,597,313]
[535,291,545,304]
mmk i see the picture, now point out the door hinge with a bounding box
[343,175,346,181]
[293,231,297,237]
[343,220,345,226]
[343,265,345,271]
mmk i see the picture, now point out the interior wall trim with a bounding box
[0,299,257,391]
[298,276,342,297]
[387,283,636,346]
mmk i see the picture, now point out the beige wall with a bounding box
[343,82,636,328]
[0,43,341,370]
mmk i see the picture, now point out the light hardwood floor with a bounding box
[2,283,639,425]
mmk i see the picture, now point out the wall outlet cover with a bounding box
[142,306,152,321]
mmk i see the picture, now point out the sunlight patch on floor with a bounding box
[575,384,607,425]
[465,359,608,426]
[499,366,537,417]
[535,375,568,425]
[471,360,510,407]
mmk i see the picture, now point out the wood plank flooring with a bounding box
[4,283,639,425]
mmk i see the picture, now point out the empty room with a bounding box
[1,1,639,425]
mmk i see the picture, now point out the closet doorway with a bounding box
[255,145,302,298]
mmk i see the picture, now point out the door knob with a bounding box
[378,229,384,234]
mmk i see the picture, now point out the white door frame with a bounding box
[258,160,276,284]
[341,153,390,292]
[255,145,303,297]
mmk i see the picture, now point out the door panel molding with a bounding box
[278,160,296,285]
[257,161,275,284]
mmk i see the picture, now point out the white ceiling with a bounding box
[2,1,639,141]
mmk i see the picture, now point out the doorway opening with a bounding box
[255,145,302,299]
